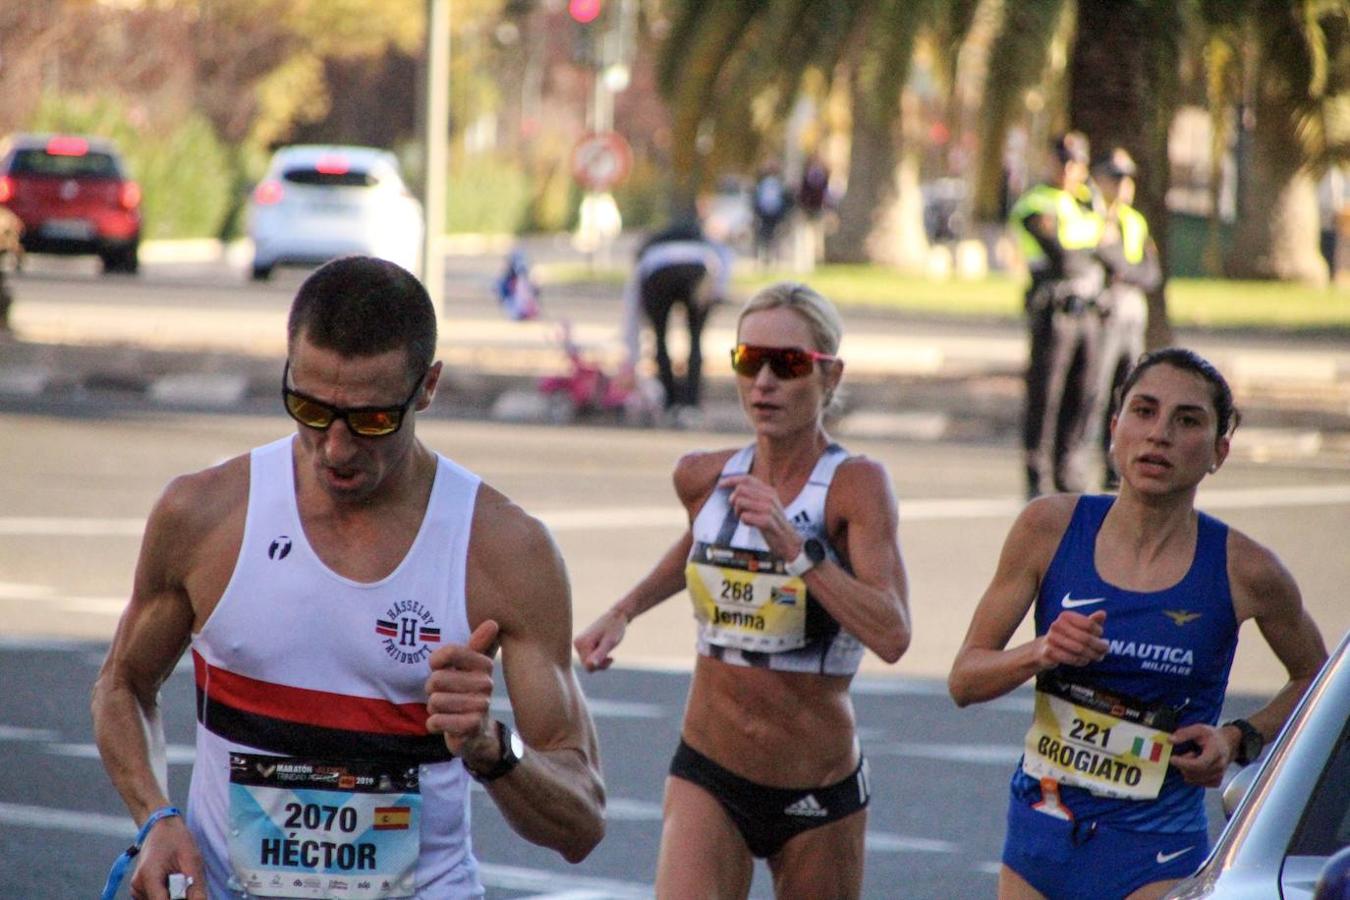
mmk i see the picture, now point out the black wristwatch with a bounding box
[466,720,525,783]
[785,538,826,577]
[1224,718,1265,767]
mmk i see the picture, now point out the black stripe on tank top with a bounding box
[196,688,456,765]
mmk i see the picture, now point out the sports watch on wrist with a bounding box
[1224,718,1264,766]
[784,538,826,577]
[466,720,525,783]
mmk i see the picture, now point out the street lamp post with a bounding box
[422,0,449,316]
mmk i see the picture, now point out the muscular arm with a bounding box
[1169,531,1328,785]
[440,487,605,863]
[948,497,1106,706]
[91,465,241,900]
[573,450,729,671]
[714,456,913,662]
[1233,536,1327,736]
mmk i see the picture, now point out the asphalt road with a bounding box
[1,258,1348,898]
[1,410,1347,898]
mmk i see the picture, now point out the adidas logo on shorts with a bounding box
[784,793,828,817]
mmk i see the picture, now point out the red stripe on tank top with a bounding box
[192,650,428,736]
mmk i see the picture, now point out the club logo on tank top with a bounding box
[374,600,443,664]
[268,535,292,560]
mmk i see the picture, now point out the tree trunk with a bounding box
[659,3,761,219]
[824,0,923,265]
[971,0,1067,224]
[826,69,900,264]
[1069,0,1182,347]
[1225,17,1327,285]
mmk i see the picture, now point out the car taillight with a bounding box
[315,155,350,175]
[46,135,90,157]
[0,175,12,204]
[253,179,284,206]
[119,181,141,210]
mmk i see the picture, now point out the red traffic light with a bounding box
[568,0,602,24]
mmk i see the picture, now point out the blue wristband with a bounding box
[100,805,182,900]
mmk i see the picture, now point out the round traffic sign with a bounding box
[571,131,632,191]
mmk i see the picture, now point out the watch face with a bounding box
[507,728,525,761]
[805,538,826,564]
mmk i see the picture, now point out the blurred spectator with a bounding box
[1008,131,1106,499]
[797,154,831,219]
[0,207,22,332]
[1089,148,1161,490]
[1319,165,1349,276]
[495,250,542,321]
[621,220,732,416]
[752,161,792,266]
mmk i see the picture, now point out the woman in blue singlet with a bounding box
[949,347,1328,900]
[575,282,912,898]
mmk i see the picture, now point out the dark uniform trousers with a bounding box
[1023,281,1103,496]
[641,262,713,409]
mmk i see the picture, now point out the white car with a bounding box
[1165,629,1350,899]
[247,145,424,280]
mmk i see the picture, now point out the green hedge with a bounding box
[444,155,533,234]
[444,153,671,235]
[29,91,234,240]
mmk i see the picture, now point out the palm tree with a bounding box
[974,0,1348,344]
[1209,0,1350,284]
[1067,0,1184,344]
[825,0,933,264]
[654,0,950,264]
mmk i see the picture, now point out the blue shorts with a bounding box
[1002,792,1208,899]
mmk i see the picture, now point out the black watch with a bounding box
[466,720,525,783]
[785,538,827,577]
[1224,718,1264,767]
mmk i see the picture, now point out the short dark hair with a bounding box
[287,256,437,379]
[1117,347,1241,437]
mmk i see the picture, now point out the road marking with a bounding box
[604,797,662,821]
[0,801,131,837]
[866,832,959,854]
[866,742,1025,766]
[477,864,653,899]
[0,725,60,742]
[0,581,56,598]
[581,698,668,719]
[46,742,197,765]
[5,484,1348,539]
[0,517,144,536]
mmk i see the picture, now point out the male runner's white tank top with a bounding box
[687,443,864,676]
[188,436,484,899]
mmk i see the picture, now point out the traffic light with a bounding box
[568,0,602,24]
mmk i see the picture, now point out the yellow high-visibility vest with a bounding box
[1009,184,1103,270]
[1116,202,1149,264]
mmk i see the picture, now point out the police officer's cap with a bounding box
[1052,132,1090,165]
[1094,148,1137,180]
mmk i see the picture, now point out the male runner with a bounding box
[93,256,605,899]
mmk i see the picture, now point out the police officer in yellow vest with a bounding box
[1008,132,1106,499]
[1090,148,1162,489]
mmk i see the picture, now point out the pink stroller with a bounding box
[537,319,633,416]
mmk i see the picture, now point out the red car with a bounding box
[0,133,142,274]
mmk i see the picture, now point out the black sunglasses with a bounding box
[730,343,837,380]
[282,361,426,437]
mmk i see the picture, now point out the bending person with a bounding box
[93,256,605,900]
[949,347,1327,900]
[620,220,732,416]
[578,281,911,899]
